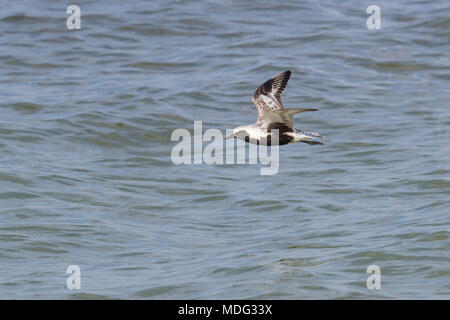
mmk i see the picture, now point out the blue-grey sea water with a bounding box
[0,0,449,299]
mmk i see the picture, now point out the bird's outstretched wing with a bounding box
[261,108,319,131]
[252,70,291,121]
[252,70,318,130]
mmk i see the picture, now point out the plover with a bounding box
[229,70,324,146]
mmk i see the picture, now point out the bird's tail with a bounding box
[296,129,324,139]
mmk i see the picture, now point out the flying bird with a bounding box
[229,70,324,145]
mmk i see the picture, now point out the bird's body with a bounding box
[231,70,323,146]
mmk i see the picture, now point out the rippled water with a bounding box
[0,0,449,299]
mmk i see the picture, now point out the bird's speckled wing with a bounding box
[252,70,291,122]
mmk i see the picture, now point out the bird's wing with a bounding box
[259,108,319,131]
[252,70,291,122]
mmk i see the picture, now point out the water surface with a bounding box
[0,0,449,299]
